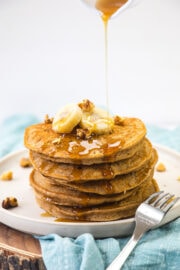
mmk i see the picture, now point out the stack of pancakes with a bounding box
[24,117,159,222]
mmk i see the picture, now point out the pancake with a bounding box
[44,149,158,195]
[30,170,137,207]
[24,117,146,165]
[34,178,159,222]
[29,138,153,182]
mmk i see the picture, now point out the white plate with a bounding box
[0,145,180,238]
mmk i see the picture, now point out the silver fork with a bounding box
[106,191,180,270]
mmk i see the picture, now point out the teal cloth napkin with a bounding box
[0,115,180,270]
[0,114,39,158]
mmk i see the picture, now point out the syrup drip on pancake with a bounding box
[68,138,122,156]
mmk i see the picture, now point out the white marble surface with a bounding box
[0,0,180,126]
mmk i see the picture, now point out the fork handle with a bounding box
[106,233,143,270]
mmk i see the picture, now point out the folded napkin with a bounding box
[38,220,180,270]
[0,115,180,270]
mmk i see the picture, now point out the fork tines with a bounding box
[145,191,180,213]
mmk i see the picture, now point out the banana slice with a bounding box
[80,107,114,135]
[52,104,83,133]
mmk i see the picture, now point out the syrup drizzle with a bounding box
[95,0,128,112]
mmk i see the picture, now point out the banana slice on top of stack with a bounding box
[52,104,83,133]
[52,99,114,135]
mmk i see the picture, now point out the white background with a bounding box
[0,0,180,126]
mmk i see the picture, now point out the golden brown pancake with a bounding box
[34,178,159,222]
[43,149,158,195]
[24,117,146,165]
[30,170,138,207]
[29,138,153,182]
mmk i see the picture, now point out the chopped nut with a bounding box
[76,128,91,139]
[156,162,166,172]
[0,170,13,181]
[44,114,53,124]
[114,115,124,126]
[78,99,95,112]
[20,157,32,168]
[52,137,62,144]
[2,197,18,209]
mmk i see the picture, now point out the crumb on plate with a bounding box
[0,170,13,181]
[2,197,18,209]
[156,162,166,172]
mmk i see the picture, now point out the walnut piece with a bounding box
[76,128,91,139]
[2,197,18,209]
[0,170,13,181]
[78,99,95,112]
[44,114,53,124]
[114,115,124,126]
[156,162,166,172]
[20,157,32,168]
